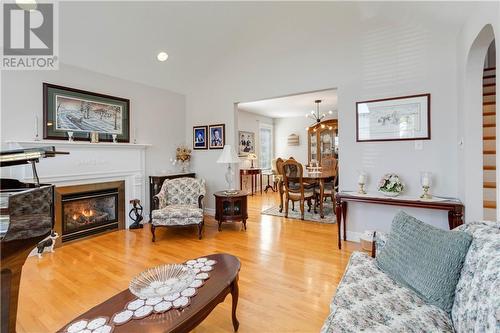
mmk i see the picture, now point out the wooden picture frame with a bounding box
[238,131,255,156]
[43,83,130,142]
[193,126,208,150]
[356,93,431,142]
[208,124,225,149]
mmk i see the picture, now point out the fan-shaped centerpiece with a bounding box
[129,264,196,299]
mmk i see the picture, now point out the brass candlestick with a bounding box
[420,185,432,199]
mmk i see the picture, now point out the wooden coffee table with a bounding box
[58,254,241,333]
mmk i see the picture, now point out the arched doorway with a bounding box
[462,24,495,221]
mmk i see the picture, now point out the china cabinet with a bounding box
[307,119,338,167]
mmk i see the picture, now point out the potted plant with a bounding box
[378,173,405,197]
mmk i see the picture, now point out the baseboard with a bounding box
[345,230,362,243]
[204,208,215,216]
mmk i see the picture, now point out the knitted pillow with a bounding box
[376,211,472,313]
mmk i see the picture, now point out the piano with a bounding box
[0,146,68,333]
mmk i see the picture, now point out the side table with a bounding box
[214,191,248,231]
[239,168,262,195]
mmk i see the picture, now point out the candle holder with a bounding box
[420,171,432,199]
[357,171,367,194]
[420,185,432,199]
[358,182,367,195]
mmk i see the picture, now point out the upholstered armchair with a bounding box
[151,177,206,241]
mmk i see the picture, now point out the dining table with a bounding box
[278,168,337,219]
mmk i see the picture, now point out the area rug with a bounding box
[261,201,336,224]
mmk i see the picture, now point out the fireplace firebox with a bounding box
[55,181,125,244]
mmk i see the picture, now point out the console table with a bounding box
[149,173,195,220]
[239,168,262,195]
[335,191,464,249]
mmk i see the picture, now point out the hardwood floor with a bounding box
[17,193,360,333]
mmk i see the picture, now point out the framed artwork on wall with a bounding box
[43,83,130,142]
[238,130,255,156]
[208,124,225,149]
[193,125,208,150]
[356,93,431,142]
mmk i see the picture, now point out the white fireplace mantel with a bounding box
[5,140,152,227]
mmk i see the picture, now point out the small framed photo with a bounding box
[238,131,255,156]
[193,126,208,150]
[356,93,430,142]
[208,124,225,149]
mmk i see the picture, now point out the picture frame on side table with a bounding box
[193,125,208,150]
[208,124,225,149]
[356,93,430,142]
[238,130,255,156]
[43,83,130,142]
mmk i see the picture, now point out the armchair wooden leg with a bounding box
[307,198,312,212]
[151,224,156,242]
[198,221,203,240]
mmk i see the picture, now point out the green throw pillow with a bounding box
[376,211,472,313]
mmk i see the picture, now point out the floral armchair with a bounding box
[151,177,206,241]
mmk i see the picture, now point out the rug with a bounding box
[261,201,336,224]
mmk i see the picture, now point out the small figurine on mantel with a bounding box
[129,199,144,229]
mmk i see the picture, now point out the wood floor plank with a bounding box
[16,193,360,333]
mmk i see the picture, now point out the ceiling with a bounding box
[56,2,486,94]
[238,89,338,119]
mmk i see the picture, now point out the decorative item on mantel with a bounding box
[247,153,257,168]
[358,171,367,195]
[174,145,191,173]
[378,173,405,197]
[90,131,99,143]
[67,131,74,142]
[216,145,240,195]
[420,171,433,199]
[128,199,144,229]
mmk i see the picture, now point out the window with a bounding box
[259,124,273,170]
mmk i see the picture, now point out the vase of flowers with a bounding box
[378,173,405,197]
[175,146,191,173]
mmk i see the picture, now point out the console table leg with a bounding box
[230,277,240,332]
[336,200,342,249]
[342,202,348,241]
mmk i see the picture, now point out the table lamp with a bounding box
[247,153,257,168]
[216,145,240,194]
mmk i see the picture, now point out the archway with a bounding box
[463,24,495,221]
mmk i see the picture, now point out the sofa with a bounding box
[321,221,500,333]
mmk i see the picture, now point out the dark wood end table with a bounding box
[214,191,248,231]
[58,253,241,333]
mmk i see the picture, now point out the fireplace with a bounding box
[55,181,125,244]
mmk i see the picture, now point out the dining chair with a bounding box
[282,159,316,220]
[315,158,338,207]
[275,157,285,212]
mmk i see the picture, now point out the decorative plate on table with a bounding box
[129,264,196,299]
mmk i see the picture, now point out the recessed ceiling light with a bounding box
[157,52,168,62]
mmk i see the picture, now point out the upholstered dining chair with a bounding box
[282,159,316,220]
[151,177,206,241]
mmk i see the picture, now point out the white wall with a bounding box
[186,3,464,239]
[1,63,186,213]
[274,117,311,165]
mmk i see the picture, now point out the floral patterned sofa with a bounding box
[151,177,206,241]
[321,221,500,333]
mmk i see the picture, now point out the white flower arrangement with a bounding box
[378,173,405,196]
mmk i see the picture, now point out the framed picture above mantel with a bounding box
[43,83,130,142]
[356,93,430,142]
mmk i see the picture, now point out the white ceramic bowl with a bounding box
[129,264,195,299]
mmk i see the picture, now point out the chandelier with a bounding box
[306,100,333,128]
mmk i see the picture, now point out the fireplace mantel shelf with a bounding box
[7,140,152,149]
